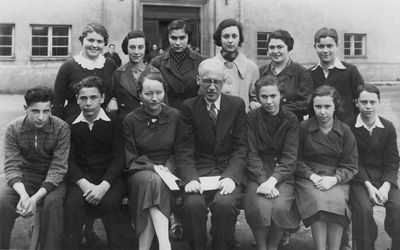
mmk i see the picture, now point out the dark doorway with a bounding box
[143,5,201,53]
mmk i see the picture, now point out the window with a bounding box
[257,32,271,56]
[31,25,71,58]
[0,24,14,58]
[344,33,366,58]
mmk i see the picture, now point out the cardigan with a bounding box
[4,115,70,192]
[52,57,117,120]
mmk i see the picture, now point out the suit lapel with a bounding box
[193,98,216,147]
[369,127,383,152]
[326,68,346,86]
[119,64,139,99]
[215,95,232,148]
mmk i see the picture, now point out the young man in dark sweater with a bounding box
[0,86,70,250]
[63,76,131,250]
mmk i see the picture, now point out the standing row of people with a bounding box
[0,17,398,250]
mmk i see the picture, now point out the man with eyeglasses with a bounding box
[175,58,247,250]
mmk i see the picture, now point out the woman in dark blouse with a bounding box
[243,75,300,250]
[52,23,116,120]
[296,85,358,250]
[123,71,178,250]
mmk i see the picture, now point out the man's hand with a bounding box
[315,176,337,191]
[309,174,322,185]
[84,181,111,205]
[249,101,261,111]
[377,182,391,205]
[365,181,382,205]
[256,177,278,195]
[184,180,202,194]
[219,177,235,195]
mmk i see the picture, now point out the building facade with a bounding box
[0,0,399,92]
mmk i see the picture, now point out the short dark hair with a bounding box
[24,86,53,107]
[213,19,244,47]
[79,23,109,46]
[310,85,343,117]
[167,19,192,43]
[74,76,105,96]
[121,30,147,55]
[267,29,294,51]
[137,69,168,97]
[254,75,282,100]
[356,84,380,100]
[314,27,338,45]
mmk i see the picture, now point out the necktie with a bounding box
[209,103,217,128]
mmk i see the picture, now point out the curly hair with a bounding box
[79,23,109,46]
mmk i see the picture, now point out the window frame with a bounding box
[257,31,271,58]
[344,33,367,59]
[0,23,15,60]
[30,24,72,60]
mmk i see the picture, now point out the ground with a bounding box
[1,85,399,250]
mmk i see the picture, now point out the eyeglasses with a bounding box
[201,78,224,87]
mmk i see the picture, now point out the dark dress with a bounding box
[243,106,300,231]
[295,117,358,227]
[52,57,117,120]
[123,105,180,236]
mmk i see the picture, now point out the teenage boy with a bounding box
[0,86,70,250]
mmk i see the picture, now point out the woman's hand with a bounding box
[106,98,118,112]
[314,176,338,191]
[265,188,280,199]
[257,177,278,196]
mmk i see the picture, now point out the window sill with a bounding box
[30,56,71,61]
[0,57,16,61]
[344,55,368,60]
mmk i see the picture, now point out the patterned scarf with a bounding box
[169,48,189,69]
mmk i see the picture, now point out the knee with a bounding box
[183,194,206,213]
[353,203,374,218]
[212,194,237,214]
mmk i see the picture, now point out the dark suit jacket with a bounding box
[309,61,364,125]
[175,94,247,186]
[111,63,160,119]
[150,49,206,111]
[351,116,399,188]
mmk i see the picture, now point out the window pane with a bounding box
[344,41,351,49]
[355,49,363,55]
[0,46,12,56]
[32,46,48,56]
[0,25,12,35]
[32,26,48,36]
[53,27,68,36]
[354,35,363,42]
[257,49,268,56]
[0,37,12,46]
[344,49,350,55]
[53,37,68,46]
[354,42,363,49]
[32,37,48,46]
[344,34,351,42]
[257,41,268,48]
[52,47,68,56]
[257,33,269,40]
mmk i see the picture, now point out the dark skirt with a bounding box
[296,177,350,227]
[127,170,173,236]
[243,180,299,231]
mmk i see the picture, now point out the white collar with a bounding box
[74,51,106,70]
[311,57,346,71]
[355,113,384,130]
[73,108,111,125]
[205,95,221,111]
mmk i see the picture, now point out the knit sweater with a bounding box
[4,115,71,192]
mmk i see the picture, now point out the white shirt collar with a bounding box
[355,113,384,133]
[205,95,221,111]
[74,51,106,70]
[73,108,111,129]
[311,57,346,71]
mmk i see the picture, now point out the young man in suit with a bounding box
[0,86,70,250]
[63,76,131,250]
[175,58,247,250]
[350,84,400,250]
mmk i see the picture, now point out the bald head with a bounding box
[198,58,225,79]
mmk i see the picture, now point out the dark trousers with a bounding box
[0,181,66,250]
[350,182,400,250]
[182,186,242,250]
[63,178,133,250]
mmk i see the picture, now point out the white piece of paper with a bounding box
[154,168,180,191]
[199,176,220,191]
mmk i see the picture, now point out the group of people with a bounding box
[0,17,399,250]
